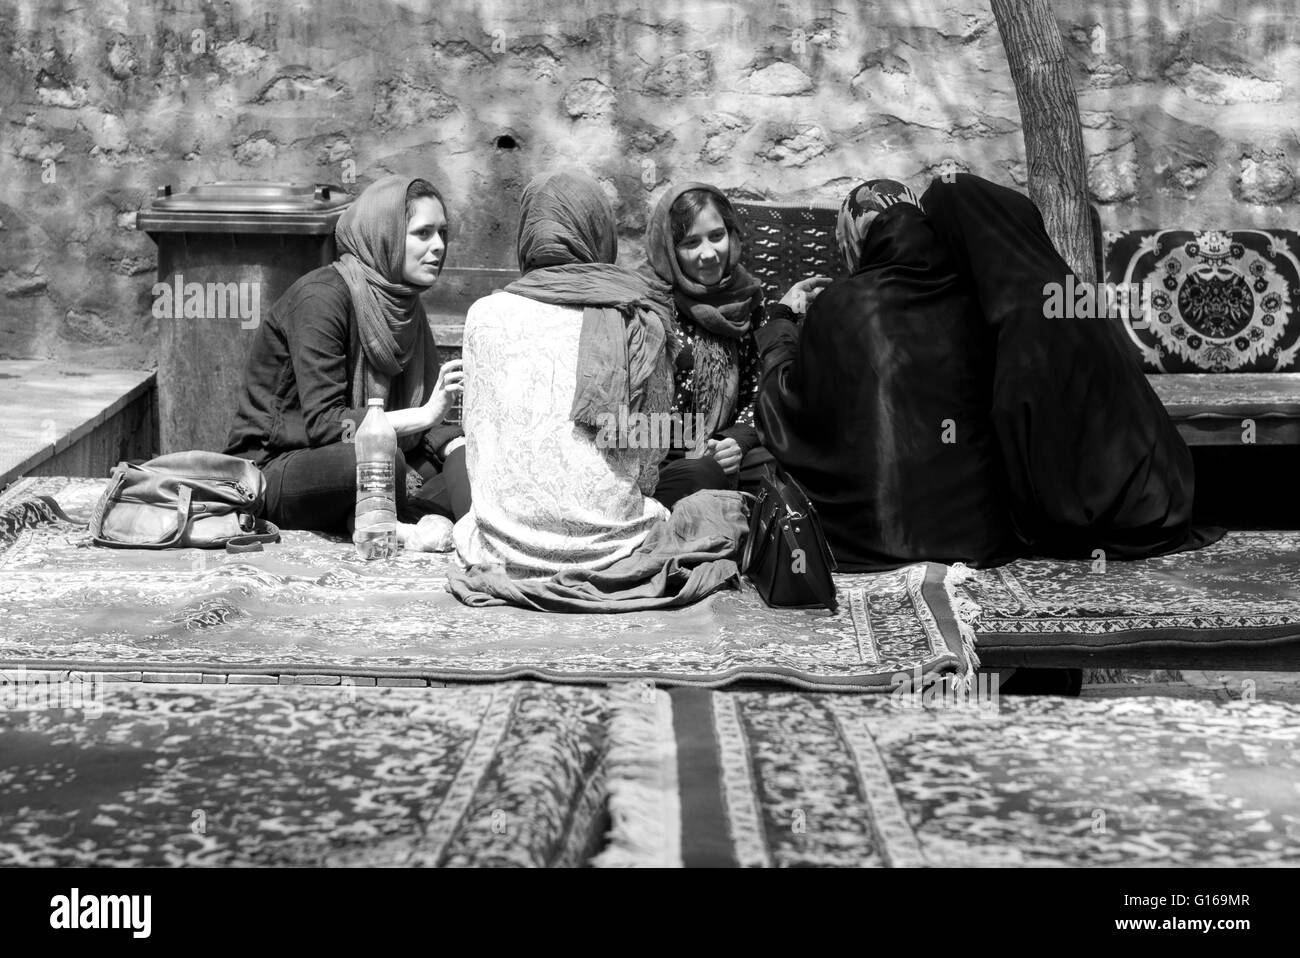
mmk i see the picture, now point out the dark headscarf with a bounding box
[333,175,443,426]
[504,170,674,430]
[639,183,763,451]
[836,179,925,273]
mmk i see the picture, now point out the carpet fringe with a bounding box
[591,682,682,868]
[943,562,983,688]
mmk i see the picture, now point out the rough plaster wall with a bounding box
[1,0,1297,366]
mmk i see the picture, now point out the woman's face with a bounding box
[402,196,448,286]
[674,202,730,287]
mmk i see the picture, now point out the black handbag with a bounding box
[740,465,838,612]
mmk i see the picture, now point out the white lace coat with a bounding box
[452,291,672,576]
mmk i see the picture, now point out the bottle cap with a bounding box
[367,398,384,406]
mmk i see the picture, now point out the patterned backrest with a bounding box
[1103,229,1300,373]
[730,200,848,305]
[730,201,1300,375]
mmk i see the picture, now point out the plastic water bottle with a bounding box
[353,398,398,560]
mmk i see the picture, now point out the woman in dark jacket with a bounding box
[639,182,825,507]
[224,174,467,547]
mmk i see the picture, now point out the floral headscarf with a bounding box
[835,179,925,273]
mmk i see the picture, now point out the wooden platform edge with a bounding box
[0,372,157,488]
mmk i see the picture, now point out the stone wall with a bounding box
[1,0,1297,366]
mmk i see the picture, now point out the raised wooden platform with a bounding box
[0,362,157,489]
[980,642,1300,672]
[1147,372,1300,445]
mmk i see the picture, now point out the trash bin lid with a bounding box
[137,182,354,234]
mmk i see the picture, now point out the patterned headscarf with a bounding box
[835,179,925,273]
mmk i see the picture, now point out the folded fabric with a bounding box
[446,490,747,612]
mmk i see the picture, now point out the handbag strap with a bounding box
[90,484,192,550]
[88,465,127,541]
[740,510,757,575]
[772,467,840,575]
[223,520,282,553]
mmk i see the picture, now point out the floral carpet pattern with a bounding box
[955,533,1300,655]
[1104,228,1300,373]
[0,680,611,867]
[597,687,1300,868]
[0,477,968,691]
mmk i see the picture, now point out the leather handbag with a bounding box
[740,464,838,612]
[90,451,280,551]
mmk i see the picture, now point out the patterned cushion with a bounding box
[730,200,847,305]
[1104,229,1300,373]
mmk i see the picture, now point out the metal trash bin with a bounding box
[138,182,353,453]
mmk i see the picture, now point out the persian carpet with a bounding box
[0,679,610,866]
[595,685,1300,867]
[954,536,1300,661]
[0,477,972,691]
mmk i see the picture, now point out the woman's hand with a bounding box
[779,276,833,317]
[421,359,464,427]
[708,437,743,476]
[385,360,464,436]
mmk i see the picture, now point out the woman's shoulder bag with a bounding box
[89,451,280,551]
[740,464,838,612]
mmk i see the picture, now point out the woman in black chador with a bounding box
[754,173,1215,571]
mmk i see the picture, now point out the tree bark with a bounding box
[990,0,1097,283]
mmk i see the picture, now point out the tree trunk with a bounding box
[990,0,1097,283]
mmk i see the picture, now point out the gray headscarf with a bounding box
[332,174,443,420]
[503,170,674,431]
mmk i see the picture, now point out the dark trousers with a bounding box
[653,455,731,510]
[653,447,777,511]
[261,443,470,532]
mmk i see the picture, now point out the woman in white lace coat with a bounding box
[452,170,677,576]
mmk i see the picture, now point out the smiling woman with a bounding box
[637,183,829,510]
[223,175,470,547]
